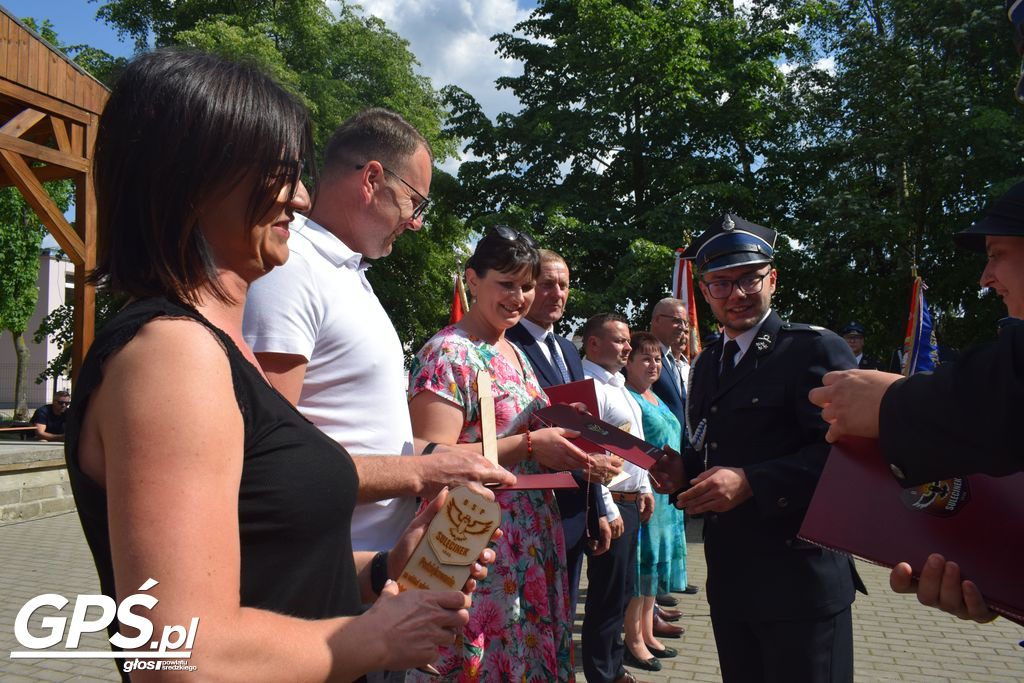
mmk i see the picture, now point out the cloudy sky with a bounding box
[348,0,536,120]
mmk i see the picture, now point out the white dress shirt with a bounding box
[582,359,652,520]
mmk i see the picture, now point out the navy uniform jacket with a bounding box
[684,311,863,621]
[880,319,1024,485]
[506,323,607,533]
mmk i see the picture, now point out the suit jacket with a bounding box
[879,319,1024,485]
[506,322,607,536]
[684,311,863,621]
[652,347,686,443]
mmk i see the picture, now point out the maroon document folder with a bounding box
[544,378,600,417]
[799,439,1024,624]
[495,472,578,490]
[533,403,665,470]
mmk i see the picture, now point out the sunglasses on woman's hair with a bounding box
[489,224,537,248]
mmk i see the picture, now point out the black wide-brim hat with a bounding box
[954,180,1024,252]
[682,213,777,274]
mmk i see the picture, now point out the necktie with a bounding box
[721,340,740,380]
[545,333,571,384]
[666,351,682,393]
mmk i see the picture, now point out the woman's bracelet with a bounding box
[525,430,533,459]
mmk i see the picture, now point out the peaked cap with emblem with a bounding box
[682,213,778,274]
[954,180,1024,251]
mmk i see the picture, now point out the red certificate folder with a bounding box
[544,378,600,417]
[798,438,1024,624]
[533,403,664,470]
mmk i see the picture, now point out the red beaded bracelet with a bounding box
[525,430,533,459]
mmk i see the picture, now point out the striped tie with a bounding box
[545,333,571,384]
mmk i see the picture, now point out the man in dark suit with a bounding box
[506,249,614,609]
[673,214,864,682]
[647,298,699,613]
[650,298,688,430]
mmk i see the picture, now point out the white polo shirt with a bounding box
[243,214,416,551]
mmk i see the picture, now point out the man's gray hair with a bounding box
[651,297,686,322]
[323,108,432,175]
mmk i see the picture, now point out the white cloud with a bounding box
[346,0,534,120]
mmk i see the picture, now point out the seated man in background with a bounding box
[31,390,70,442]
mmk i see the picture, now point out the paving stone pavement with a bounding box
[1,511,1021,682]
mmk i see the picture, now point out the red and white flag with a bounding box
[672,249,702,359]
[448,273,469,324]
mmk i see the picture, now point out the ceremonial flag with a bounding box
[448,273,469,324]
[672,248,702,359]
[900,276,940,376]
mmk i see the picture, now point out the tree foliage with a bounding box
[93,0,470,355]
[767,0,1022,354]
[445,0,822,331]
[447,0,1020,355]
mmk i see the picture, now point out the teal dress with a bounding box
[628,388,688,597]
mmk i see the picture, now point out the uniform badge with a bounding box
[722,215,736,231]
[754,333,772,352]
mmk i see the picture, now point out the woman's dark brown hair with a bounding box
[91,48,314,304]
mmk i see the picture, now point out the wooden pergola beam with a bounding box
[0,107,46,137]
[0,148,85,262]
[0,131,89,172]
[0,163,78,187]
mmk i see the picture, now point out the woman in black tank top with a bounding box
[65,49,483,681]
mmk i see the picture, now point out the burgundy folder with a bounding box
[544,378,600,417]
[533,403,664,470]
[799,438,1024,624]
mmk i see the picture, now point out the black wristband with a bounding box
[422,442,439,454]
[371,550,390,595]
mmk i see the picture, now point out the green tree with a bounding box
[765,0,1021,355]
[445,0,820,331]
[94,0,468,354]
[0,19,81,415]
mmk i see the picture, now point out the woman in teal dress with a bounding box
[623,331,688,666]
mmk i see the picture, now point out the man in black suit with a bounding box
[506,249,614,608]
[673,214,863,682]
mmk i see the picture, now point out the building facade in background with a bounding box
[0,249,73,410]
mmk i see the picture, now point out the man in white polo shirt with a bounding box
[243,109,511,559]
[580,313,654,683]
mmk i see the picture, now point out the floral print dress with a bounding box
[406,325,575,683]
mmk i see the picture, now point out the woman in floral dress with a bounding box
[407,226,592,682]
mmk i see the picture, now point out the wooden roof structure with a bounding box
[0,6,108,381]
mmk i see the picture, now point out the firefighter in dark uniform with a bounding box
[810,180,1024,624]
[839,322,881,369]
[672,214,865,682]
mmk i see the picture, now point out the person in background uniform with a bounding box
[673,213,864,682]
[31,390,70,441]
[810,179,1024,624]
[506,248,618,611]
[839,322,881,369]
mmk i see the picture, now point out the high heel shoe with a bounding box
[623,647,662,672]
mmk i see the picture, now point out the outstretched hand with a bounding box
[808,370,902,443]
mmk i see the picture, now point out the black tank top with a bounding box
[65,297,361,637]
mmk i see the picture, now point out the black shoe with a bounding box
[623,648,662,672]
[681,584,699,595]
[655,593,678,607]
[647,645,678,659]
